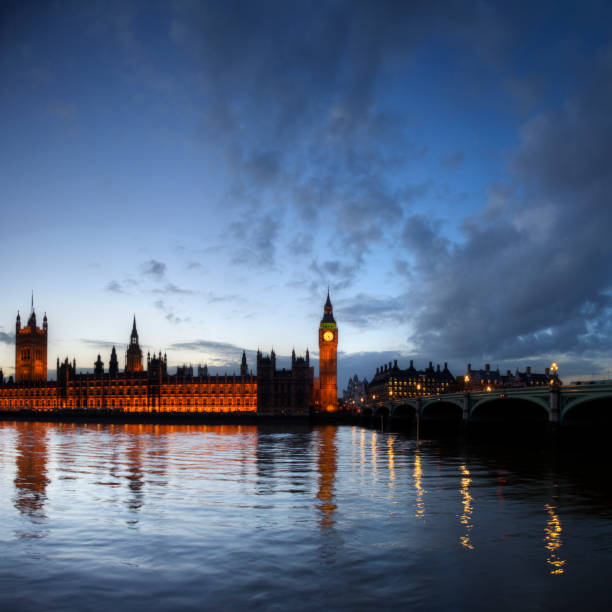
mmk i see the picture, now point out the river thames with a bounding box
[0,421,610,610]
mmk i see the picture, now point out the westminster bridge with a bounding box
[362,382,612,427]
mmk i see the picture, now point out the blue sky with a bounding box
[2,1,612,386]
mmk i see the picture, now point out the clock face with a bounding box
[323,331,334,342]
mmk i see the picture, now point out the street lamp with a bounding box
[550,361,559,387]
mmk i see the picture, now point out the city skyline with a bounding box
[2,2,612,384]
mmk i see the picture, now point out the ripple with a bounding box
[0,422,611,610]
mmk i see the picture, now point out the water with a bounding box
[1,421,611,611]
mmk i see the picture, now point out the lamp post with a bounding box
[550,361,559,387]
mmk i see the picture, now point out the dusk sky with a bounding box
[1,0,612,386]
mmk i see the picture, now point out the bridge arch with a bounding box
[391,403,416,419]
[373,404,390,417]
[422,399,463,422]
[470,395,550,423]
[561,392,612,425]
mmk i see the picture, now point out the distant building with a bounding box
[368,359,455,400]
[342,375,368,408]
[460,363,558,391]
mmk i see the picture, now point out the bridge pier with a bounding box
[549,389,560,424]
[463,393,471,421]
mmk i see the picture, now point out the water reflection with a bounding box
[413,449,425,519]
[125,435,144,525]
[316,426,337,532]
[544,504,565,575]
[459,464,474,550]
[387,436,395,489]
[13,422,49,522]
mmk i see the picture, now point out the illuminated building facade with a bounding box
[0,298,336,416]
[368,359,455,400]
[318,291,338,412]
[459,363,558,391]
[0,313,256,413]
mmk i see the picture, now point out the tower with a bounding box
[109,346,119,377]
[125,316,143,373]
[15,304,48,383]
[318,289,338,412]
[241,351,248,377]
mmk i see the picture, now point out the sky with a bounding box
[1,0,612,387]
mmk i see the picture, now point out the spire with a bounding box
[321,288,336,324]
[31,291,34,313]
[131,315,138,338]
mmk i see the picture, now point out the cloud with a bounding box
[141,259,166,280]
[105,280,128,294]
[0,332,15,345]
[338,294,410,329]
[154,299,189,325]
[152,283,194,295]
[397,53,612,372]
[80,339,120,349]
[205,292,244,304]
[169,339,254,370]
[167,1,515,283]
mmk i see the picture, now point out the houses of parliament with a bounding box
[0,293,339,415]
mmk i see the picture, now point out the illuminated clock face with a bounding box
[323,331,334,342]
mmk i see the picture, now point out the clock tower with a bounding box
[318,290,338,412]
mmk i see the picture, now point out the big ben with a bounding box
[319,290,338,412]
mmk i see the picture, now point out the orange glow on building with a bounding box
[1,300,334,417]
[15,307,47,383]
[318,290,338,412]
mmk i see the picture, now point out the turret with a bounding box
[320,288,336,325]
[15,301,47,382]
[94,354,104,377]
[125,316,144,373]
[43,313,48,333]
[241,351,248,377]
[109,346,118,377]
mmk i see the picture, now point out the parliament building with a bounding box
[0,294,338,416]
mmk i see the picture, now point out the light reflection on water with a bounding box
[0,421,611,610]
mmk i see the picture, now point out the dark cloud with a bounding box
[170,339,254,370]
[338,294,410,329]
[105,280,128,294]
[152,283,194,295]
[0,331,15,345]
[205,292,244,305]
[168,1,518,278]
[186,261,203,271]
[154,299,189,325]
[398,53,612,373]
[80,339,119,350]
[141,259,166,280]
